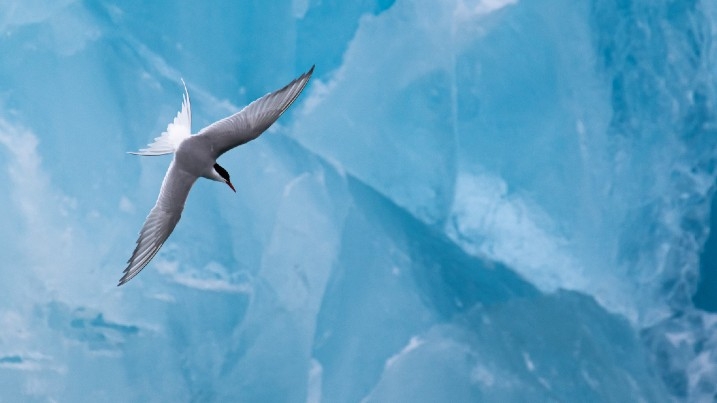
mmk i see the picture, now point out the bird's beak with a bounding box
[227,181,236,193]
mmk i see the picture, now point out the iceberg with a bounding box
[0,0,715,401]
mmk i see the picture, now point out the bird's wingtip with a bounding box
[117,273,133,286]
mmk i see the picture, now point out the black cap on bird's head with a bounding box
[213,163,236,192]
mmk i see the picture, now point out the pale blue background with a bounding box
[0,0,716,401]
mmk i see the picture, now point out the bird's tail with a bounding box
[129,79,192,156]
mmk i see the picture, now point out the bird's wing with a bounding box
[119,160,198,285]
[130,80,193,156]
[197,65,314,158]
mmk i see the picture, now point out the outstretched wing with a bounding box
[119,160,198,285]
[130,80,193,156]
[197,65,314,158]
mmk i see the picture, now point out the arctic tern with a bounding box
[119,66,314,286]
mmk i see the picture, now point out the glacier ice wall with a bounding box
[0,0,716,401]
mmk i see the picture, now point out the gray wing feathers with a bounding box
[118,161,197,285]
[198,65,314,157]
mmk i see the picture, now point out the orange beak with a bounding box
[227,181,236,192]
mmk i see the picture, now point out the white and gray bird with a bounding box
[119,66,314,286]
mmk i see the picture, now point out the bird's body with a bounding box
[119,66,314,285]
[174,136,218,178]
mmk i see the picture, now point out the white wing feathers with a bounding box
[130,80,193,156]
[198,65,314,158]
[119,161,197,285]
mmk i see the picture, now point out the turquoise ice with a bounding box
[0,0,715,401]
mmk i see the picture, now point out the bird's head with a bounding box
[213,163,236,192]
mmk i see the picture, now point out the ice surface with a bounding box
[0,0,716,401]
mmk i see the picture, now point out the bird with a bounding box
[119,65,314,286]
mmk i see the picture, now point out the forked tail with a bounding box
[130,79,192,156]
